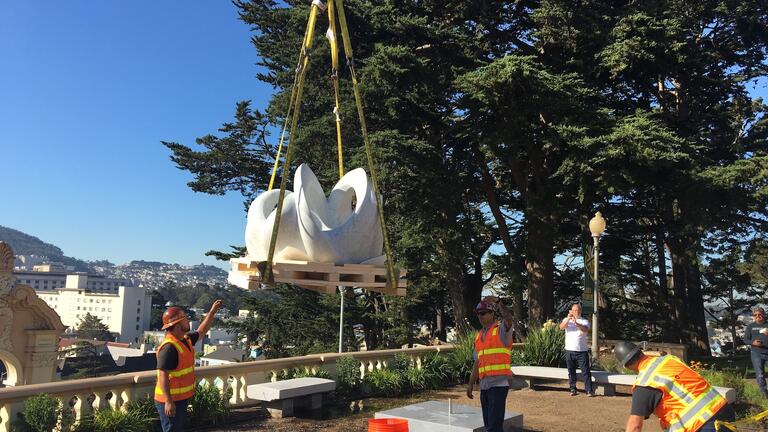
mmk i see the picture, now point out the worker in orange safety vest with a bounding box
[154,300,222,432]
[614,341,735,432]
[466,296,514,432]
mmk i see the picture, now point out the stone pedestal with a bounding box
[375,400,523,432]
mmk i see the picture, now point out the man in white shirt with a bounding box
[559,303,594,396]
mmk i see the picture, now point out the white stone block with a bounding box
[246,377,336,402]
[375,400,523,432]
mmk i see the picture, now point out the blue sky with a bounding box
[0,1,271,268]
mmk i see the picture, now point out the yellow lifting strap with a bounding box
[268,2,318,191]
[715,408,768,431]
[326,0,344,179]
[263,0,323,283]
[334,0,398,290]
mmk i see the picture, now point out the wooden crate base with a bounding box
[228,258,406,296]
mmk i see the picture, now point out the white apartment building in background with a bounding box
[22,273,152,343]
[15,270,129,293]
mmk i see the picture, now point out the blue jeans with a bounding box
[565,350,593,394]
[751,350,768,393]
[480,386,508,432]
[155,399,188,432]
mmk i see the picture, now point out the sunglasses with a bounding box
[476,310,492,316]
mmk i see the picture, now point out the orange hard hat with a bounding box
[161,306,188,330]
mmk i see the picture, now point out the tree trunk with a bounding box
[668,241,690,345]
[446,260,475,335]
[526,212,555,327]
[685,254,710,355]
[654,227,673,340]
[511,287,526,339]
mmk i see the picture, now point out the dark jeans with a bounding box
[565,350,593,394]
[480,386,509,432]
[751,350,768,393]
[155,399,188,432]
[697,404,736,432]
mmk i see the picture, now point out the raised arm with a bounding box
[197,300,222,336]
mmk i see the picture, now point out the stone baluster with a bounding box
[73,393,93,420]
[229,374,247,406]
[0,401,11,432]
[118,387,134,412]
[91,391,110,411]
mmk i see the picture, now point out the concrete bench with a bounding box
[510,366,735,403]
[246,377,336,418]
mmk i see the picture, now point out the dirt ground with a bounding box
[204,383,664,432]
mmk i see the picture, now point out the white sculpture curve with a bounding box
[245,163,384,265]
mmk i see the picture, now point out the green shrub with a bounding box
[403,367,427,392]
[18,394,61,432]
[422,353,455,388]
[448,332,476,383]
[335,356,361,396]
[390,353,411,373]
[594,354,630,373]
[276,367,331,380]
[522,322,565,367]
[123,396,161,432]
[295,368,331,379]
[363,369,403,397]
[188,383,231,426]
[511,349,530,366]
[71,408,151,432]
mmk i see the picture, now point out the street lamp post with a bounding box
[589,212,606,360]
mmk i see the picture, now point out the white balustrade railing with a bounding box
[0,345,454,432]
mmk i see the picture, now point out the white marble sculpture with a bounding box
[245,164,384,265]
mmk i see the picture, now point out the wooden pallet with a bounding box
[228,258,407,296]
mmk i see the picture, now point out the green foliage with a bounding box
[18,394,61,432]
[522,323,565,367]
[390,353,412,373]
[276,367,331,380]
[335,356,362,397]
[76,313,113,341]
[403,367,428,392]
[511,349,530,367]
[122,396,161,432]
[188,383,231,426]
[422,354,455,388]
[448,332,476,383]
[593,354,629,374]
[363,369,403,397]
[72,408,151,432]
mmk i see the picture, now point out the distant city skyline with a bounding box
[0,2,272,268]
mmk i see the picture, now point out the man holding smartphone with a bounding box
[559,303,593,396]
[743,306,768,398]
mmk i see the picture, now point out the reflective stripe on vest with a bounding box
[633,355,726,432]
[154,334,196,402]
[474,322,512,379]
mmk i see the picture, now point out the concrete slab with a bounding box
[375,400,523,432]
[246,377,336,401]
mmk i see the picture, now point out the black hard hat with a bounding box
[614,341,642,367]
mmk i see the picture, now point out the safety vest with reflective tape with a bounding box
[154,333,196,402]
[474,322,512,379]
[633,355,726,432]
